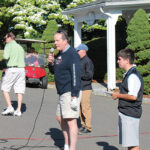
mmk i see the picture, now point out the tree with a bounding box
[32,20,58,54]
[0,0,17,48]
[0,0,102,47]
[126,9,150,94]
[0,0,98,37]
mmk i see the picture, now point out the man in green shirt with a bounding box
[1,32,25,117]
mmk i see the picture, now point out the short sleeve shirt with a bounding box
[3,40,25,67]
[127,74,141,97]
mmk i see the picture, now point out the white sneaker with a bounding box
[14,110,22,117]
[1,107,14,115]
[64,145,69,150]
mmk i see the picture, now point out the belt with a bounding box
[8,66,18,68]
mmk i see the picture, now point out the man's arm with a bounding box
[70,53,81,97]
[81,59,94,81]
[3,44,10,60]
[112,74,141,101]
[112,92,137,101]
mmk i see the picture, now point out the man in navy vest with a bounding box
[112,48,144,150]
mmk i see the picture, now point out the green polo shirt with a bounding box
[3,40,25,67]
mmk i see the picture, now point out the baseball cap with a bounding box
[76,44,88,52]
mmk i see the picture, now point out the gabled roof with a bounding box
[62,0,150,15]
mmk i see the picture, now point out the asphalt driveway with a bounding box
[0,87,149,150]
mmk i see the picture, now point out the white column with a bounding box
[106,14,120,90]
[74,20,82,48]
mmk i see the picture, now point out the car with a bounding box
[16,39,48,89]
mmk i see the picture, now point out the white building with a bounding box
[62,0,150,90]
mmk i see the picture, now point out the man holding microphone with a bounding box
[48,31,81,150]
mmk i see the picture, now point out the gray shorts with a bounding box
[56,92,81,119]
[1,68,25,94]
[119,112,140,147]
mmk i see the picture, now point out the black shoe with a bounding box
[79,128,91,134]
[79,127,85,132]
[78,127,85,135]
[81,128,91,134]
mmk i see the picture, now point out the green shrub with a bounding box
[116,68,125,80]
[126,9,150,94]
[45,68,54,82]
[143,75,150,95]
[104,68,124,81]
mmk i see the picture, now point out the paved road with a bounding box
[0,87,149,150]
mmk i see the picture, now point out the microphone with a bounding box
[50,48,54,54]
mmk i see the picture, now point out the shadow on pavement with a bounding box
[11,100,26,113]
[46,128,64,149]
[97,141,119,150]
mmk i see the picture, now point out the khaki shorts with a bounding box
[1,68,25,94]
[56,92,81,119]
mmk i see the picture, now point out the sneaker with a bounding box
[79,128,91,134]
[78,127,85,135]
[79,127,85,132]
[1,107,14,115]
[14,110,22,117]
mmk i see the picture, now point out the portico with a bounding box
[62,0,150,90]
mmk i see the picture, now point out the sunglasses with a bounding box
[56,31,69,41]
[56,30,65,33]
[4,36,9,40]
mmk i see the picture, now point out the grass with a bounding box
[0,50,3,79]
[0,50,3,59]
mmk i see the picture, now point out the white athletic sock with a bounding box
[64,144,69,150]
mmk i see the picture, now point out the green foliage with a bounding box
[126,9,150,94]
[45,68,54,82]
[0,0,104,49]
[31,20,58,54]
[42,20,58,42]
[116,68,125,80]
[126,9,150,52]
[143,75,150,95]
[104,68,124,81]
[41,20,58,54]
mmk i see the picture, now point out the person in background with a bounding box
[48,31,81,150]
[76,44,94,134]
[25,47,39,66]
[112,48,144,150]
[1,32,25,117]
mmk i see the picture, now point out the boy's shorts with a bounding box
[119,112,140,147]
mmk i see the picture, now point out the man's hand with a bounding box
[48,53,54,65]
[112,92,119,100]
[70,97,78,111]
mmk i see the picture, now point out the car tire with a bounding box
[41,76,48,89]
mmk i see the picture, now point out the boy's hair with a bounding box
[117,48,135,64]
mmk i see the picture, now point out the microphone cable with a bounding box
[17,88,46,150]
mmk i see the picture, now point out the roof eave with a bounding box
[62,0,150,16]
